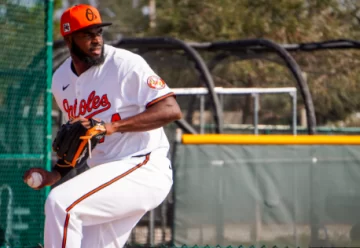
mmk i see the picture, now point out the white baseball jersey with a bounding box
[52,44,174,167]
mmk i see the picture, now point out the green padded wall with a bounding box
[173,144,360,247]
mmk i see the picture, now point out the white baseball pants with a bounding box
[44,154,173,248]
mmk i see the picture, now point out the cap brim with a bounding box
[88,22,112,28]
[76,23,112,33]
[97,22,112,27]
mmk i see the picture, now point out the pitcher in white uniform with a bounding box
[22,4,182,248]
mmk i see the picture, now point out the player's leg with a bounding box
[81,214,144,248]
[44,154,172,248]
[44,184,82,248]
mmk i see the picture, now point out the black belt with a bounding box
[132,152,151,158]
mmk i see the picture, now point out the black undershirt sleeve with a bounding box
[53,159,74,178]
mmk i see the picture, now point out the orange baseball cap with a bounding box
[60,4,112,37]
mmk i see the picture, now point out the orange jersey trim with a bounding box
[61,154,150,248]
[146,92,175,108]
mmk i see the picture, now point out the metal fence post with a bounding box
[200,95,205,134]
[149,210,155,246]
[290,91,297,135]
[252,93,260,135]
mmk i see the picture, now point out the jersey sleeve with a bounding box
[51,64,70,122]
[122,55,174,108]
[51,74,65,118]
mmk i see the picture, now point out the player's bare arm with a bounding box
[71,96,182,135]
[106,96,182,135]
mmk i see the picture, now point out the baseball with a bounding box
[26,172,43,188]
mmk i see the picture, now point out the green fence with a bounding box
[0,1,53,247]
[173,143,360,248]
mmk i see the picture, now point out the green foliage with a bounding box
[152,0,360,42]
[51,0,360,126]
[0,2,45,69]
[0,1,47,108]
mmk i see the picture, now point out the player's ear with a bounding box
[64,35,72,48]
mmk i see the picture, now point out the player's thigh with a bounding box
[46,155,172,225]
[81,207,146,248]
[78,156,173,225]
[45,159,140,211]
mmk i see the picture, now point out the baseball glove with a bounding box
[52,118,106,167]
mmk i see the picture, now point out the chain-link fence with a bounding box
[0,1,53,247]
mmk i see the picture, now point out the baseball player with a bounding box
[23,4,182,248]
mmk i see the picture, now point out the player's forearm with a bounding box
[105,97,182,134]
[51,159,75,183]
[46,170,62,186]
[106,112,176,134]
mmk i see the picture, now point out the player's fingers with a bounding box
[70,117,88,124]
[23,168,45,181]
[23,168,35,181]
[70,117,92,128]
[79,120,92,129]
[23,171,30,182]
[23,169,32,183]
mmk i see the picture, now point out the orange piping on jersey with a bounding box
[146,92,175,108]
[62,213,70,247]
[61,154,150,248]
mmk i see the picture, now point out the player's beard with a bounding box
[71,41,105,67]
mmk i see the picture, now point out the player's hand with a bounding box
[104,122,115,135]
[70,117,92,129]
[23,168,61,190]
[70,117,107,132]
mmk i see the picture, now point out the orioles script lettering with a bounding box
[63,91,111,119]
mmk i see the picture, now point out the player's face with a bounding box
[70,27,105,66]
